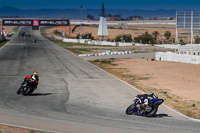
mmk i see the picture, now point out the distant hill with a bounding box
[0,6,176,19]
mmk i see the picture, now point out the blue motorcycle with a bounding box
[126,96,164,117]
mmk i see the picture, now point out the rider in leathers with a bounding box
[23,72,39,89]
[136,92,158,112]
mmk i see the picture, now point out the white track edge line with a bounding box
[0,122,61,133]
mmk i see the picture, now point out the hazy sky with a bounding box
[1,0,200,10]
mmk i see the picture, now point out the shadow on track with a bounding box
[127,113,171,118]
[27,93,52,96]
[154,113,171,118]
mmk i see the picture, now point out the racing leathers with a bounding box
[136,92,158,112]
[23,74,39,89]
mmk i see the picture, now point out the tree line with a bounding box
[114,31,172,44]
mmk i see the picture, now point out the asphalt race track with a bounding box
[0,27,199,133]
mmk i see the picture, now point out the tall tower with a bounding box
[98,2,108,38]
[101,2,105,17]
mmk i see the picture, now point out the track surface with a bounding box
[0,27,199,133]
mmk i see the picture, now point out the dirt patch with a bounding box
[90,58,200,119]
[0,124,48,133]
[3,26,16,34]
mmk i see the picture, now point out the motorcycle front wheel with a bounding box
[17,87,22,94]
[126,104,134,115]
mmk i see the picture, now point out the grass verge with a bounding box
[13,26,19,37]
[0,40,9,48]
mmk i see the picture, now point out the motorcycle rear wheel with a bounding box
[22,86,32,96]
[144,106,158,117]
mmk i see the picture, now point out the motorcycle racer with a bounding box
[136,92,158,112]
[126,92,163,116]
[23,72,39,89]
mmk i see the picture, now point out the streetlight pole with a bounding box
[69,20,71,39]
[80,5,83,39]
[1,19,3,36]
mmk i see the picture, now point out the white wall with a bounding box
[118,42,134,46]
[63,38,78,43]
[156,52,200,64]
[54,35,149,47]
[155,44,180,49]
[54,35,63,40]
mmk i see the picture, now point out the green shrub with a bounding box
[134,32,155,44]
[76,32,94,40]
[179,39,186,45]
[101,59,112,64]
[53,29,61,35]
[94,59,100,62]
[110,58,115,62]
[115,34,132,42]
[162,91,167,94]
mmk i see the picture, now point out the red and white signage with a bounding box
[33,20,39,26]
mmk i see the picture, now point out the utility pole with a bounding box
[191,11,193,44]
[1,19,3,36]
[175,11,178,44]
[80,5,83,39]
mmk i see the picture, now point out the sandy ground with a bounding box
[113,58,200,102]
[0,124,48,133]
[3,26,16,34]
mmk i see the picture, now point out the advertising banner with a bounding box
[3,19,69,26]
[3,20,32,26]
[39,20,69,26]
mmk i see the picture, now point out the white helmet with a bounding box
[148,92,158,98]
